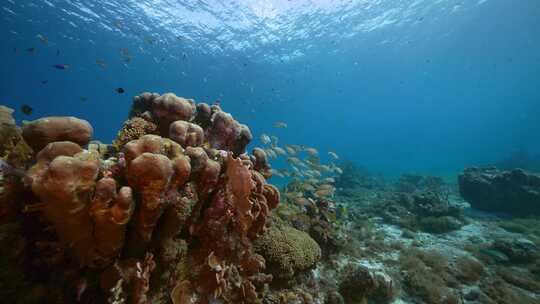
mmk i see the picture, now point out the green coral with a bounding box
[254,223,321,281]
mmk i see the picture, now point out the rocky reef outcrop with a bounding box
[375,191,466,233]
[458,167,540,216]
[0,92,281,304]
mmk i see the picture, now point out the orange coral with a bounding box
[29,149,99,266]
[90,178,134,266]
[127,153,174,242]
[226,154,256,239]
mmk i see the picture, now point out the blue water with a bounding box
[1,0,540,178]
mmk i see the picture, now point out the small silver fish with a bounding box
[274,121,287,128]
[260,134,271,145]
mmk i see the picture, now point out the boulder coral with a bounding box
[254,222,321,281]
[0,91,283,304]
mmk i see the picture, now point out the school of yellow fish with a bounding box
[258,131,343,207]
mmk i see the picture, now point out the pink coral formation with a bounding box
[0,91,282,303]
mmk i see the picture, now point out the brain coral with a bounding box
[254,222,321,280]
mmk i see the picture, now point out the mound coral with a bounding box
[254,222,321,281]
[0,91,281,303]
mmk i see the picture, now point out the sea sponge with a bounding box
[254,223,321,280]
[22,116,93,152]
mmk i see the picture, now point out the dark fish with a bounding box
[96,59,107,68]
[41,80,48,85]
[56,49,60,56]
[20,104,33,115]
[36,34,48,44]
[52,64,70,70]
[119,48,130,56]
[26,47,35,53]
[115,87,125,94]
[144,36,155,44]
[80,96,88,102]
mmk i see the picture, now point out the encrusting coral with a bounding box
[0,91,283,304]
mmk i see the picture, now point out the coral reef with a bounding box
[4,97,540,304]
[459,166,540,215]
[0,92,282,304]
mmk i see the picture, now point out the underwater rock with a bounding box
[254,222,321,282]
[334,160,383,190]
[22,116,93,152]
[339,264,396,304]
[377,191,465,233]
[458,167,540,216]
[492,238,539,264]
[419,215,463,234]
[339,264,375,303]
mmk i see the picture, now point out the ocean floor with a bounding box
[284,185,540,304]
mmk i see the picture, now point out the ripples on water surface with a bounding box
[2,0,540,175]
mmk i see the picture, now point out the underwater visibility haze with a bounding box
[1,1,540,304]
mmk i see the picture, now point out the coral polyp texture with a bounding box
[0,92,282,304]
